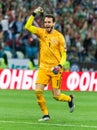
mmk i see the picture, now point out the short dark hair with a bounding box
[44,14,55,22]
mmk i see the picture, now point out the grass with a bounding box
[0,89,97,130]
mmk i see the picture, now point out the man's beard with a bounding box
[45,26,53,33]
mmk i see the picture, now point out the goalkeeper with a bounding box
[25,7,75,121]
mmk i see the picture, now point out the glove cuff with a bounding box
[32,12,36,17]
[58,64,62,68]
[32,12,44,17]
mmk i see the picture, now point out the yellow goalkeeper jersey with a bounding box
[25,15,67,70]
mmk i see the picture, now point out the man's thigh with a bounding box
[51,72,62,89]
[36,69,50,85]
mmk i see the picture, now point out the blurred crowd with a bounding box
[0,0,97,63]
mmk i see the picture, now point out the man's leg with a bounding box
[51,72,75,112]
[36,88,48,115]
[52,88,71,101]
[35,84,50,121]
[52,88,75,112]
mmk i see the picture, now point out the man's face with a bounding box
[44,17,55,33]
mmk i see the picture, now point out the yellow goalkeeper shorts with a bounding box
[36,69,62,89]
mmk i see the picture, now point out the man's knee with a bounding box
[53,96,60,101]
[35,89,43,97]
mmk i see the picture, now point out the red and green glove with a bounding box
[51,64,62,74]
[32,7,44,16]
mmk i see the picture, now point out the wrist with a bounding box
[58,64,62,68]
[32,7,43,17]
[32,12,36,17]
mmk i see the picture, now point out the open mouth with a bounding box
[45,26,53,33]
[46,27,50,28]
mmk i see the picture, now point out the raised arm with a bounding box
[24,7,43,34]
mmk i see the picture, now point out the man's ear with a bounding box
[53,22,55,27]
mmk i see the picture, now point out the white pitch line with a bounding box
[0,120,97,129]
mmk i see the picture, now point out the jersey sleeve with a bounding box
[59,34,67,66]
[25,15,44,38]
[24,15,38,34]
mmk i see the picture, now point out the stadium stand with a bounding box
[0,0,97,64]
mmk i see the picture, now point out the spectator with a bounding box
[0,53,8,69]
[63,60,70,72]
[28,57,36,70]
[0,0,96,64]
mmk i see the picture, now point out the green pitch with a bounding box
[0,89,97,130]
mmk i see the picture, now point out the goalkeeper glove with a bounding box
[32,7,43,16]
[51,64,62,75]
